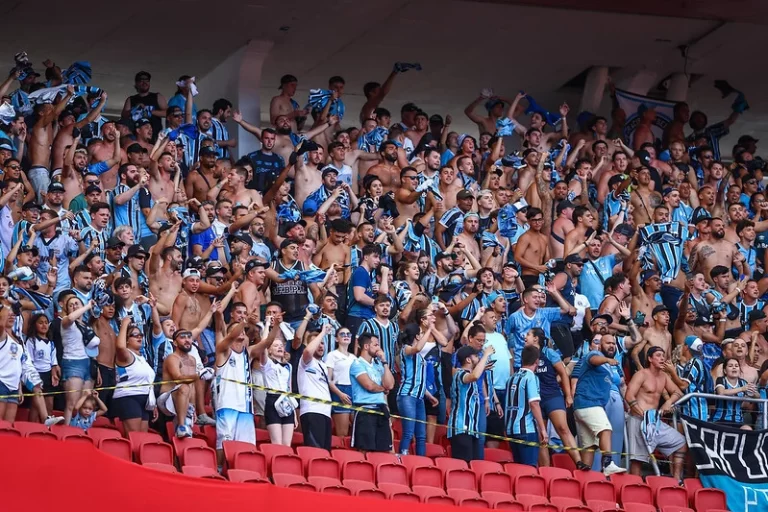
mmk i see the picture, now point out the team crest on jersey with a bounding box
[9,343,18,356]
[36,349,45,359]
[228,358,236,367]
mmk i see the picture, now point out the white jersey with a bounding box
[0,335,24,389]
[298,356,331,418]
[113,352,155,399]
[215,348,253,414]
[261,356,291,394]
[330,163,354,188]
[25,337,57,373]
[325,350,355,386]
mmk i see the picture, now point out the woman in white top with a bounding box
[326,327,356,436]
[112,316,156,434]
[60,297,99,425]
[258,335,295,446]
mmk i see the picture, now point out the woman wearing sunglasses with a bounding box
[326,328,355,436]
[112,316,157,434]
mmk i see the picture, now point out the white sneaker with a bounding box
[44,416,65,427]
[603,461,627,476]
[196,413,216,426]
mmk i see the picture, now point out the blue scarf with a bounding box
[393,62,422,73]
[524,93,562,126]
[306,89,345,120]
[62,61,92,85]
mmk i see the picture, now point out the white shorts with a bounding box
[574,406,612,448]
[216,407,255,449]
[158,384,182,417]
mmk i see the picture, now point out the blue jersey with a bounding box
[504,308,569,368]
[398,346,426,399]
[347,267,375,319]
[579,255,617,309]
[602,191,623,230]
[109,185,142,240]
[448,369,480,438]
[533,346,563,401]
[638,222,689,283]
[678,357,711,421]
[349,357,386,405]
[357,318,399,366]
[712,376,748,423]
[505,368,540,435]
[572,350,613,409]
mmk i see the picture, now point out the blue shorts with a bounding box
[541,395,566,418]
[112,394,150,421]
[0,380,19,404]
[509,433,539,467]
[331,384,353,414]
[61,358,92,382]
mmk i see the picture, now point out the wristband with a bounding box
[628,400,638,407]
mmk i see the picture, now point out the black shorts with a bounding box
[97,365,116,418]
[264,393,295,426]
[38,371,54,394]
[425,395,440,417]
[112,394,150,421]
[300,413,332,451]
[351,404,392,452]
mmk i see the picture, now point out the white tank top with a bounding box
[0,335,24,389]
[113,352,155,398]
[215,348,253,413]
[261,356,291,394]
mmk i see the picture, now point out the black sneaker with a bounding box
[575,461,591,471]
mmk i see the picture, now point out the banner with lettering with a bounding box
[614,88,675,148]
[682,415,768,512]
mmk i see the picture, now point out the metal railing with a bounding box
[672,392,768,431]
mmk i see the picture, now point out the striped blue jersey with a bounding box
[398,346,426,399]
[210,118,230,158]
[80,226,109,259]
[712,376,748,423]
[108,185,142,240]
[505,367,540,435]
[639,222,689,282]
[357,318,399,366]
[679,357,711,421]
[448,369,480,438]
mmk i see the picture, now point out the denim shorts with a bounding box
[0,380,19,404]
[331,384,353,414]
[61,358,92,382]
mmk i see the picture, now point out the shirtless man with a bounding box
[395,167,427,228]
[132,118,154,153]
[270,74,307,132]
[455,213,482,263]
[313,218,352,270]
[234,110,336,169]
[324,141,357,194]
[87,121,124,191]
[550,201,575,259]
[630,269,662,331]
[632,106,656,151]
[563,206,596,258]
[630,167,662,227]
[62,134,120,208]
[632,305,673,368]
[625,346,687,481]
[185,146,220,202]
[405,111,429,147]
[465,92,526,137]
[690,217,746,285]
[234,260,268,315]
[222,166,263,208]
[514,208,548,289]
[28,86,74,200]
[597,149,628,206]
[171,269,223,354]
[662,102,689,149]
[148,229,183,316]
[364,141,400,194]
[147,132,177,201]
[435,166,464,211]
[51,92,107,172]
[294,144,324,207]
[335,131,379,183]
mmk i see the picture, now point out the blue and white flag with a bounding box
[614,88,675,148]
[682,415,768,512]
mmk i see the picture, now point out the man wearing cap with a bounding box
[121,71,167,142]
[131,117,154,153]
[12,201,60,249]
[629,269,662,330]
[464,92,524,138]
[270,74,307,132]
[185,145,221,203]
[625,346,687,481]
[303,167,356,221]
[264,238,311,329]
[435,188,474,250]
[42,182,74,234]
[449,344,495,462]
[677,336,712,421]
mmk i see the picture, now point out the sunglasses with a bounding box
[86,180,101,185]
[339,332,352,337]
[6,165,20,170]
[402,175,418,180]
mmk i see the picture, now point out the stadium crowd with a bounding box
[0,52,766,484]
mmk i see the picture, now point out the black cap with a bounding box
[134,118,151,128]
[749,309,767,323]
[47,182,65,193]
[126,244,148,259]
[135,71,151,81]
[278,74,298,89]
[692,207,712,225]
[435,252,452,262]
[738,135,758,145]
[457,190,474,200]
[614,223,635,238]
[22,201,41,211]
[199,146,218,156]
[321,166,339,178]
[126,143,147,154]
[18,245,39,255]
[85,185,102,195]
[652,305,669,317]
[556,200,576,215]
[564,254,586,265]
[115,118,134,130]
[227,232,253,247]
[107,236,125,249]
[280,238,300,250]
[590,313,613,325]
[204,265,226,277]
[429,114,444,124]
[167,106,183,116]
[245,260,268,273]
[58,109,76,122]
[401,102,419,113]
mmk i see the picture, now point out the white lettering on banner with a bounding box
[741,432,768,480]
[686,423,768,478]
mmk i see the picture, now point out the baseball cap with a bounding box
[135,71,151,81]
[126,143,146,154]
[564,254,586,265]
[134,118,151,128]
[321,166,339,178]
[227,232,253,247]
[486,291,502,303]
[646,345,665,359]
[107,236,125,249]
[22,201,41,211]
[738,135,759,145]
[204,266,226,277]
[748,309,767,323]
[115,118,135,131]
[401,102,419,113]
[652,304,669,317]
[126,244,148,259]
[278,74,298,89]
[0,143,13,152]
[85,185,102,195]
[199,146,218,156]
[280,238,299,250]
[166,106,183,116]
[590,314,613,325]
[684,335,704,353]
[182,268,201,280]
[18,245,39,256]
[58,109,76,122]
[282,219,307,232]
[692,207,712,225]
[556,200,576,216]
[245,260,268,274]
[641,270,660,284]
[662,187,677,197]
[47,182,65,193]
[614,223,635,238]
[457,190,474,200]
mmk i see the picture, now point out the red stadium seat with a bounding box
[459,497,491,508]
[142,462,178,473]
[309,476,349,495]
[258,443,294,459]
[181,466,225,479]
[412,485,447,500]
[551,454,577,472]
[0,427,21,437]
[290,432,303,447]
[87,427,122,444]
[548,477,581,500]
[529,505,558,512]
[425,495,457,506]
[272,473,308,487]
[0,419,12,428]
[505,462,538,479]
[97,437,132,461]
[92,416,115,429]
[562,507,592,512]
[306,457,340,479]
[400,454,433,475]
[583,481,616,503]
[366,452,400,466]
[573,470,606,489]
[62,433,95,446]
[682,478,702,506]
[655,486,688,508]
[693,488,727,512]
[376,462,408,486]
[51,424,87,438]
[485,447,515,463]
[296,445,330,461]
[619,484,652,506]
[508,470,546,497]
[447,488,481,501]
[330,435,344,449]
[539,466,572,481]
[255,429,270,443]
[609,473,642,499]
[645,475,678,494]
[621,504,655,512]
[425,442,446,457]
[172,437,207,464]
[436,457,468,471]
[26,430,57,441]
[377,482,418,501]
[270,454,303,477]
[331,449,364,464]
[13,421,49,437]
[127,431,163,456]
[182,446,217,469]
[471,459,504,474]
[138,442,174,465]
[549,497,583,512]
[343,479,378,494]
[516,494,550,509]
[411,466,442,488]
[227,469,268,484]
[586,500,620,512]
[482,491,524,510]
[478,471,513,495]
[223,440,259,468]
[233,451,267,476]
[660,507,694,512]
[341,460,375,483]
[308,475,342,487]
[445,468,478,491]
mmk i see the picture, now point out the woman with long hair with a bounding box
[112,316,156,434]
[59,296,99,425]
[326,327,356,436]
[25,313,58,422]
[394,261,426,323]
[713,357,758,430]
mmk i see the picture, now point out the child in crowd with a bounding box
[70,390,108,430]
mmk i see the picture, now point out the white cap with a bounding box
[182,268,201,279]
